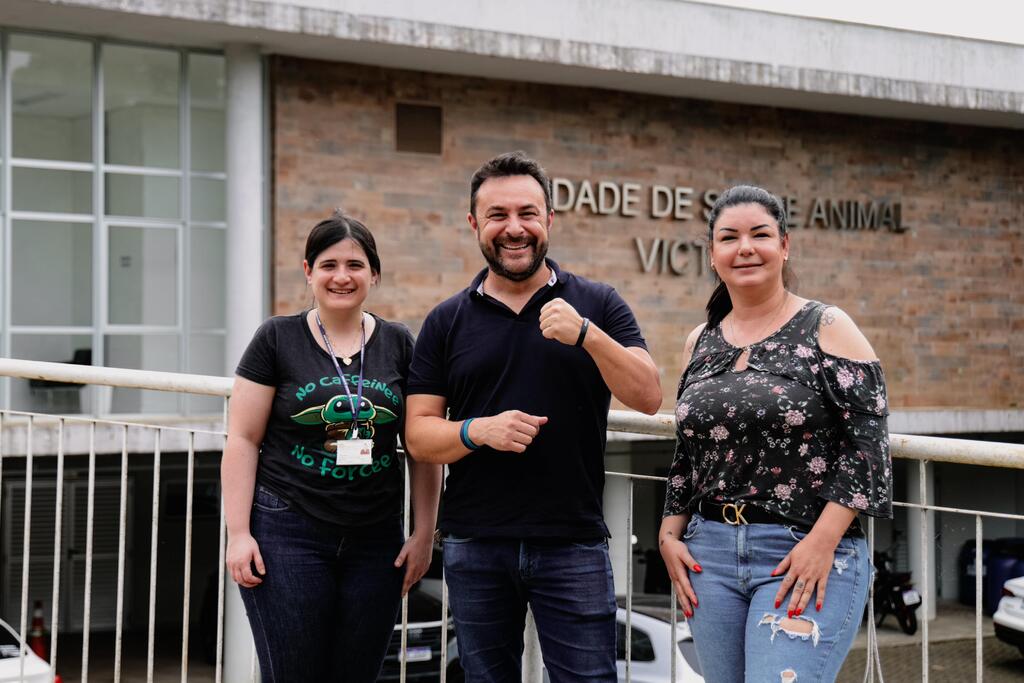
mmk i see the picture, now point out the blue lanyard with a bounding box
[314,310,366,439]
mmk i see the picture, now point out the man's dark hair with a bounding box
[469,151,552,218]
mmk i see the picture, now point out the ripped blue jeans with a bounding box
[682,514,870,683]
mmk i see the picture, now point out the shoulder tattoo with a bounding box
[822,308,837,326]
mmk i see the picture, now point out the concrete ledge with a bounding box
[888,409,1024,436]
[0,413,225,456]
[4,0,1023,127]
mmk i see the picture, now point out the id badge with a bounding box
[335,438,373,465]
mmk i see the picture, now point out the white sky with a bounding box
[696,1,1024,45]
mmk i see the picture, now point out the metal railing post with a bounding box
[81,421,97,683]
[919,460,929,683]
[49,419,66,683]
[669,585,678,682]
[181,431,197,683]
[440,571,450,683]
[400,458,411,683]
[975,515,983,683]
[146,430,161,679]
[113,425,129,683]
[17,415,33,683]
[522,607,543,682]
[625,478,634,682]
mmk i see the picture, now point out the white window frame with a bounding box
[0,30,227,416]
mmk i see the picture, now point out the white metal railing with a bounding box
[0,358,1023,683]
[0,358,232,683]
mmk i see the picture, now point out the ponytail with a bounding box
[706,281,732,329]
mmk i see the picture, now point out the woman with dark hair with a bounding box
[222,213,442,681]
[659,186,892,682]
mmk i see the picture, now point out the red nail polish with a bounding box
[816,603,822,612]
[787,609,794,618]
[795,608,802,616]
[770,569,778,576]
[693,564,703,573]
[693,598,699,607]
[685,609,693,618]
[774,599,781,609]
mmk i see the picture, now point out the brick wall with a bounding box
[272,56,1024,411]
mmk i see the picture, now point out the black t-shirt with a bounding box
[407,259,648,539]
[236,311,413,530]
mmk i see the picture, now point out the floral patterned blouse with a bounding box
[663,301,892,530]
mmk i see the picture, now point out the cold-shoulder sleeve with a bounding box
[816,355,893,518]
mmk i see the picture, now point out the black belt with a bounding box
[697,499,806,530]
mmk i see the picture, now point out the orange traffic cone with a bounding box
[28,600,49,661]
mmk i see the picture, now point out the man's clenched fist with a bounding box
[539,298,586,346]
[468,411,548,453]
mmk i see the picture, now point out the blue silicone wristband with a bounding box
[460,418,481,450]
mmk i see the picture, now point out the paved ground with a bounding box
[838,637,1024,682]
[45,601,1024,681]
[50,631,217,683]
[835,599,1024,682]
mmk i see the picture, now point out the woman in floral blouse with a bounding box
[659,185,892,682]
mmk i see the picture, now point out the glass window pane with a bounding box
[190,227,225,330]
[12,221,93,326]
[188,333,225,414]
[104,46,179,168]
[105,173,180,219]
[9,334,93,414]
[13,167,92,214]
[191,177,225,222]
[105,334,179,413]
[190,54,225,173]
[10,34,92,162]
[108,225,177,325]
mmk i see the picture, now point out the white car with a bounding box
[0,618,53,683]
[993,575,1024,657]
[616,596,704,683]
[427,588,704,682]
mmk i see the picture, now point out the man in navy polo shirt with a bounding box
[406,151,661,682]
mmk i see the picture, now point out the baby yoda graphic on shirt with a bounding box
[290,394,397,450]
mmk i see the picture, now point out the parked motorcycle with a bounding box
[872,548,922,635]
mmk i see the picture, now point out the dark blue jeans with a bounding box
[239,486,404,682]
[442,536,617,683]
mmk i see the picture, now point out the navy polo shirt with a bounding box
[407,259,648,538]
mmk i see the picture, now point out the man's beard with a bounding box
[480,237,548,282]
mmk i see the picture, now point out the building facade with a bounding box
[0,0,1022,646]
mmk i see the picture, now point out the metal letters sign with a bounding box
[551,178,907,277]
